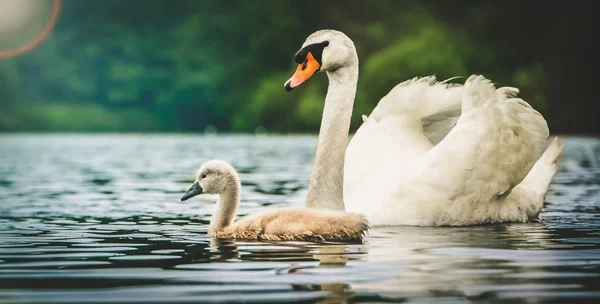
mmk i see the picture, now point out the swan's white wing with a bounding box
[399,75,549,225]
[421,109,461,145]
[344,75,551,226]
[420,77,464,145]
[344,76,463,201]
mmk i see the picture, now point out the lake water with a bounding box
[0,134,599,303]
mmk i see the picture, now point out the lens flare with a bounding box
[0,0,61,58]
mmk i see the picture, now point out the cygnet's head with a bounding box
[180,160,239,201]
[284,29,356,92]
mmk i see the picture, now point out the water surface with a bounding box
[0,134,599,303]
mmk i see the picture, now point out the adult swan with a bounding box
[284,29,563,226]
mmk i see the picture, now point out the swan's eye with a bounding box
[200,173,208,179]
[323,41,329,47]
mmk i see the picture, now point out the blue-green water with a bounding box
[0,134,599,303]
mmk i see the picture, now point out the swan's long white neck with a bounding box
[305,54,359,210]
[209,175,240,234]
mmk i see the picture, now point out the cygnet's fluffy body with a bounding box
[181,160,369,241]
[214,208,368,241]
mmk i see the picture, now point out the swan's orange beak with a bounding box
[284,52,320,92]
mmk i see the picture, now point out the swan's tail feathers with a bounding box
[521,137,564,199]
[505,137,563,221]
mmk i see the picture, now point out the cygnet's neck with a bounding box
[305,58,359,211]
[209,173,241,235]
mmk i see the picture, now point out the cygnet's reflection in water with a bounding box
[208,238,241,261]
[207,236,359,303]
[312,245,355,304]
[284,243,357,304]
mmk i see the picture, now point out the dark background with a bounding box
[0,0,597,134]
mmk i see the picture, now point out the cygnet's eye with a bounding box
[200,173,208,179]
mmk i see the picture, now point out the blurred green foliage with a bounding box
[0,0,597,133]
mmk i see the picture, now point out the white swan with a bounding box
[181,160,369,241]
[284,29,563,226]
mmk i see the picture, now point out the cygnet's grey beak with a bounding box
[181,182,203,201]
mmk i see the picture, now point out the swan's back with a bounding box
[215,208,369,241]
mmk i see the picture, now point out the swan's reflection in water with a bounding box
[347,222,599,301]
[218,221,599,303]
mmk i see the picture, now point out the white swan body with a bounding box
[285,30,563,226]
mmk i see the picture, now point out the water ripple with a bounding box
[0,134,598,303]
